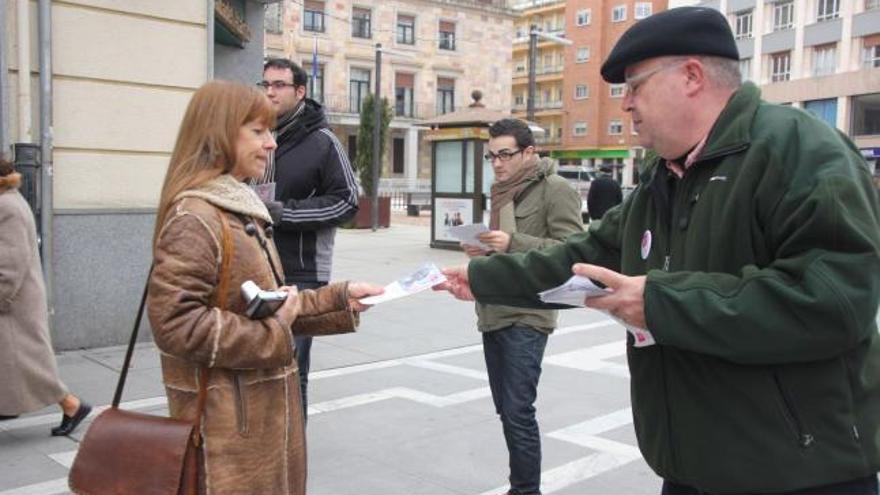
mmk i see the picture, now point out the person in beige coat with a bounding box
[0,158,92,435]
[146,81,382,495]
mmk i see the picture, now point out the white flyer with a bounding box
[252,182,276,203]
[359,262,447,305]
[538,275,609,306]
[445,223,490,250]
[539,275,656,347]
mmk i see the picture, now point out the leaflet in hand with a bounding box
[538,275,656,347]
[538,275,609,307]
[359,263,447,305]
[251,182,276,203]
[445,223,490,250]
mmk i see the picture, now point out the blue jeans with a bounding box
[483,324,549,495]
[290,280,326,422]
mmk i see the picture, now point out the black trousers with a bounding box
[661,475,878,495]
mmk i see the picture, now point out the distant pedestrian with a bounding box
[462,118,583,495]
[0,157,92,436]
[254,58,359,417]
[586,165,622,221]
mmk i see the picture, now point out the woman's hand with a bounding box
[274,285,301,327]
[348,282,384,312]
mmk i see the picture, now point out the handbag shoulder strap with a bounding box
[112,207,236,421]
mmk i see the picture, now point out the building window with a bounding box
[868,0,880,10]
[437,77,455,115]
[739,58,752,81]
[812,44,837,76]
[516,26,525,38]
[514,95,524,105]
[608,120,623,135]
[804,98,838,128]
[735,10,753,39]
[609,83,625,97]
[303,63,324,103]
[395,73,414,117]
[349,68,371,112]
[575,84,589,99]
[397,14,415,45]
[573,122,587,136]
[771,52,791,82]
[352,7,371,39]
[393,138,405,174]
[773,1,794,31]
[635,3,652,19]
[576,47,590,63]
[576,9,591,26]
[303,0,325,33]
[265,3,283,34]
[816,0,839,21]
[851,93,880,136]
[612,5,627,22]
[864,43,880,68]
[439,21,456,50]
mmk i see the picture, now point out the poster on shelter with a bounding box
[434,198,473,242]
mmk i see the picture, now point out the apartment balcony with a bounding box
[320,94,438,120]
[535,135,562,145]
[513,64,565,80]
[511,100,564,113]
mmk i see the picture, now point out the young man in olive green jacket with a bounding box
[462,118,583,495]
[438,8,880,495]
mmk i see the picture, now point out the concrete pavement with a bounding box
[0,218,660,495]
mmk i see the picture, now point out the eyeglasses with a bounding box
[256,81,298,91]
[624,61,686,97]
[483,149,523,162]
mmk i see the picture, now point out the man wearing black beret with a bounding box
[437,6,880,495]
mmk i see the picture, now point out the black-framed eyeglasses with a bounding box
[484,149,523,162]
[256,81,298,91]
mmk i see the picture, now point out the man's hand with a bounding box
[573,264,647,329]
[432,264,475,301]
[478,230,511,253]
[348,282,384,312]
[461,243,488,258]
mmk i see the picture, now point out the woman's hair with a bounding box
[153,80,275,247]
[0,156,13,177]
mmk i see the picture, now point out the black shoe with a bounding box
[0,415,19,421]
[51,402,92,436]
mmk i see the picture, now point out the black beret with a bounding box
[600,7,739,83]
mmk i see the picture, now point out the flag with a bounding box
[311,36,319,94]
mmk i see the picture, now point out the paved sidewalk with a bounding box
[0,222,661,495]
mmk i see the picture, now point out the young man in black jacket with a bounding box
[255,58,359,415]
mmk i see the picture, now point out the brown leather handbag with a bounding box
[69,210,235,495]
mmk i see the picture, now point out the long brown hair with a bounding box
[153,80,274,248]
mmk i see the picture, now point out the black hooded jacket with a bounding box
[261,99,358,284]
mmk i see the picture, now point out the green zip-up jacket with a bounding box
[467,82,880,493]
[476,158,584,333]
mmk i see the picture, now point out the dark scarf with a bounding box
[489,158,545,230]
[274,98,327,161]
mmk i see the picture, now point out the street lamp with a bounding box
[527,25,572,123]
[371,43,414,232]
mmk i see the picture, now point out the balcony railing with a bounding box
[512,100,563,112]
[319,94,438,120]
[535,136,562,145]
